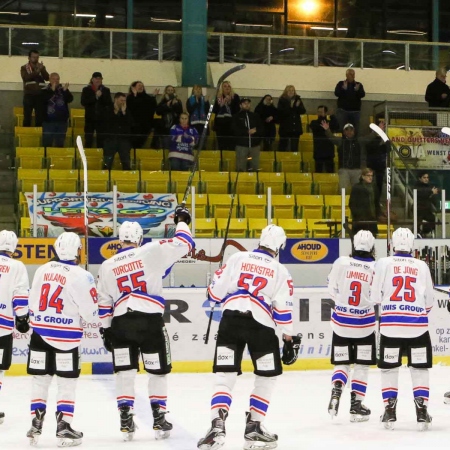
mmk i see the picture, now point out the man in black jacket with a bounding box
[81,72,113,148]
[231,98,264,172]
[416,171,439,237]
[425,68,450,108]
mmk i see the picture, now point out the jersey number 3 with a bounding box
[348,281,361,306]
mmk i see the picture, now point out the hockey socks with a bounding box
[211,372,237,420]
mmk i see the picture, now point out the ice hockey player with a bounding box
[26,232,99,447]
[0,231,30,425]
[371,228,434,431]
[197,224,300,450]
[327,230,376,422]
[97,206,194,441]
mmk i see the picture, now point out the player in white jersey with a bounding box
[0,231,30,425]
[97,207,194,441]
[198,225,300,450]
[26,232,99,447]
[371,228,434,431]
[327,230,376,422]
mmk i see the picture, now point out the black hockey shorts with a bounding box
[27,332,80,378]
[377,331,432,369]
[331,332,377,365]
[110,311,171,375]
[0,333,13,370]
[213,310,282,377]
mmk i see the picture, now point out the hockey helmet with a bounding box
[259,224,287,254]
[0,230,18,253]
[54,232,82,261]
[119,221,143,246]
[353,230,375,252]
[392,227,414,253]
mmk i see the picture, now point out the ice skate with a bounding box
[444,391,450,405]
[243,411,278,449]
[26,408,46,446]
[414,397,432,431]
[152,402,172,440]
[350,392,371,422]
[119,405,136,441]
[380,398,397,430]
[0,411,4,425]
[197,408,228,450]
[55,411,83,447]
[328,381,343,418]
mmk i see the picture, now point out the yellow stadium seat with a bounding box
[48,169,79,192]
[301,152,315,172]
[80,148,104,170]
[307,218,339,238]
[20,217,31,237]
[17,134,42,147]
[15,126,41,136]
[248,218,277,238]
[17,168,47,192]
[230,171,258,195]
[194,218,216,238]
[277,218,307,238]
[239,194,267,218]
[276,152,302,173]
[286,173,312,195]
[16,147,45,169]
[258,152,275,172]
[110,170,140,193]
[136,149,164,171]
[313,173,339,195]
[221,150,236,171]
[324,195,350,220]
[70,108,85,129]
[170,171,200,194]
[296,195,324,219]
[208,194,239,218]
[85,170,110,192]
[199,150,221,172]
[200,172,230,194]
[258,172,285,195]
[141,171,171,193]
[47,156,75,169]
[271,195,296,219]
[19,192,29,217]
[377,224,394,239]
[217,218,248,238]
[177,193,208,218]
[16,147,45,157]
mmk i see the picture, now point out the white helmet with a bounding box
[54,232,82,260]
[119,221,143,246]
[392,227,414,253]
[0,230,18,253]
[353,230,375,252]
[259,225,287,254]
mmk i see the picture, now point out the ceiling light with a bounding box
[235,23,273,28]
[0,11,29,15]
[387,29,427,36]
[22,42,39,45]
[311,27,348,31]
[151,17,182,23]
[73,14,114,18]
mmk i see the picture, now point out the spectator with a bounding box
[20,49,49,127]
[425,68,450,108]
[212,81,240,151]
[41,73,73,148]
[254,94,278,151]
[156,85,183,149]
[186,85,210,136]
[321,122,366,193]
[169,112,198,171]
[81,72,112,148]
[277,85,306,152]
[334,69,365,132]
[126,81,158,149]
[103,93,133,171]
[349,168,380,237]
[309,105,339,173]
[232,97,264,172]
[415,171,439,237]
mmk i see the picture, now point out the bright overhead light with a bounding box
[382,50,397,54]
[279,48,295,52]
[235,23,273,28]
[150,17,182,23]
[73,14,114,18]
[387,29,426,36]
[22,42,39,45]
[300,0,318,14]
[310,26,348,31]
[0,11,29,15]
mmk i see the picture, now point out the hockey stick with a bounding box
[76,136,89,270]
[204,171,240,345]
[369,123,392,255]
[181,64,246,206]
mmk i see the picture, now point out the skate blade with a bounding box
[197,436,226,450]
[444,397,450,405]
[121,431,135,442]
[155,429,170,440]
[57,437,82,447]
[417,422,431,432]
[0,418,3,425]
[28,436,40,447]
[381,421,395,430]
[328,399,339,419]
[243,441,277,450]
[350,414,370,423]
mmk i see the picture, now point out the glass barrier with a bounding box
[270,37,314,66]
[363,42,406,70]
[111,32,159,60]
[63,29,111,58]
[223,35,268,64]
[207,34,221,62]
[11,27,59,57]
[318,39,360,67]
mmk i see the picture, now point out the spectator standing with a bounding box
[277,85,306,152]
[186,85,210,136]
[156,85,183,149]
[232,97,264,172]
[103,93,133,171]
[349,168,380,237]
[254,94,278,151]
[309,105,340,173]
[169,112,198,171]
[415,171,439,237]
[334,69,365,132]
[20,49,49,127]
[425,68,450,108]
[42,73,73,148]
[126,81,158,149]
[81,72,112,148]
[212,81,240,151]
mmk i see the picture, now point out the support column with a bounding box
[432,0,439,68]
[127,0,133,59]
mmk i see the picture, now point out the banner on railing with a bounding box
[25,192,177,238]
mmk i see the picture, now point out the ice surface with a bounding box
[2,366,450,449]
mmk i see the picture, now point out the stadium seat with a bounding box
[277,218,307,238]
[377,224,394,239]
[19,192,29,217]
[259,152,275,172]
[80,148,104,170]
[239,194,267,218]
[221,150,237,171]
[70,108,85,129]
[15,147,45,169]
[296,195,324,219]
[136,149,164,171]
[110,170,140,193]
[258,172,285,195]
[194,218,216,238]
[301,152,315,172]
[15,127,42,147]
[17,168,47,192]
[276,152,302,173]
[20,217,31,237]
[217,218,248,238]
[208,194,239,218]
[170,171,200,195]
[200,172,230,194]
[324,195,350,220]
[248,218,277,238]
[230,171,258,195]
[199,150,221,172]
[177,193,208,218]
[307,218,339,238]
[141,171,171,193]
[48,169,79,192]
[313,173,339,195]
[285,172,312,195]
[84,170,110,192]
[271,195,296,219]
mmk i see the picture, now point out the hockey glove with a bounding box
[15,313,30,334]
[281,334,301,365]
[100,327,114,352]
[174,205,191,226]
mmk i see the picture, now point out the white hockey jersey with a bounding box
[327,256,376,338]
[371,254,434,338]
[97,222,194,327]
[0,253,29,338]
[208,249,294,336]
[29,261,99,350]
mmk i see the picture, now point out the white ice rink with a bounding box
[2,366,450,449]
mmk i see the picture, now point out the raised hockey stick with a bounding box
[181,64,246,206]
[76,136,89,270]
[204,171,240,345]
